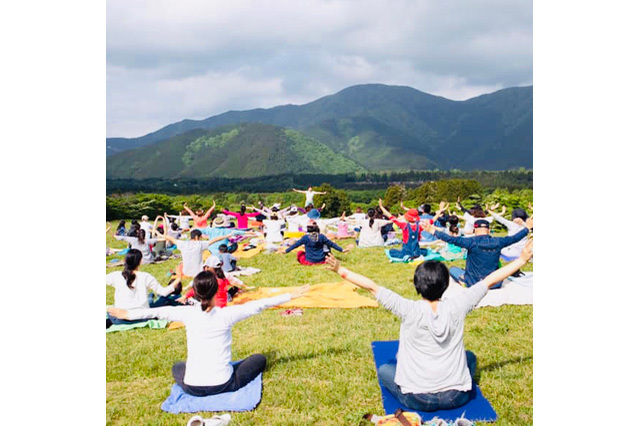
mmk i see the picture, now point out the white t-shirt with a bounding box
[176,240,211,277]
[139,221,153,234]
[114,235,158,264]
[286,215,309,232]
[179,215,191,230]
[106,271,174,310]
[127,294,291,386]
[350,213,367,221]
[304,190,315,206]
[263,219,285,243]
[357,218,389,247]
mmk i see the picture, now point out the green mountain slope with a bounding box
[106,123,365,179]
[106,84,532,172]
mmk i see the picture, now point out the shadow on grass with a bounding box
[263,347,353,369]
[475,355,533,381]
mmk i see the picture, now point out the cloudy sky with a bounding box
[107,0,532,138]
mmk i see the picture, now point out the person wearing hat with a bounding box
[423,215,533,288]
[379,200,447,260]
[139,214,153,235]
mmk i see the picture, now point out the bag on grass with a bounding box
[363,408,421,426]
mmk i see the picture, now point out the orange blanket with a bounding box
[229,281,378,309]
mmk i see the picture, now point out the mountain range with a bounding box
[106,84,532,178]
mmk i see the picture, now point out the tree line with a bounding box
[106,169,532,195]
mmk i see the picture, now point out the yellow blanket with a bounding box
[234,243,266,259]
[229,281,378,309]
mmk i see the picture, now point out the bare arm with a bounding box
[325,253,379,295]
[400,201,410,212]
[378,198,393,218]
[203,200,216,219]
[183,203,197,220]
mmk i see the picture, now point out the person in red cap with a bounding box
[378,199,445,260]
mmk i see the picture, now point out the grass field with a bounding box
[106,223,532,425]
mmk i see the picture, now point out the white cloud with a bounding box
[107,0,532,137]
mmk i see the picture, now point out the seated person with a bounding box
[280,220,352,265]
[108,273,310,396]
[106,249,181,328]
[423,216,532,288]
[324,239,533,412]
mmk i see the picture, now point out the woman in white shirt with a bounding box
[357,208,393,247]
[109,271,310,396]
[106,249,181,326]
[114,227,159,264]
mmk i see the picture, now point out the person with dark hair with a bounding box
[281,220,352,265]
[106,249,182,327]
[356,208,392,247]
[423,216,533,288]
[324,239,533,412]
[487,204,530,262]
[115,220,127,236]
[114,226,160,264]
[183,200,216,229]
[161,229,234,278]
[217,244,238,273]
[127,220,140,237]
[292,186,327,207]
[177,255,246,308]
[454,197,494,236]
[222,203,261,230]
[108,274,310,397]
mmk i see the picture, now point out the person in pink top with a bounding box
[184,199,216,228]
[222,203,260,230]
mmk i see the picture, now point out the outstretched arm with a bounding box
[183,203,197,220]
[400,201,410,212]
[203,200,216,219]
[292,188,304,193]
[483,239,533,288]
[378,198,393,218]
[326,253,379,295]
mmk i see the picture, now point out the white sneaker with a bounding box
[187,413,231,426]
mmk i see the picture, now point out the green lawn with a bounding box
[106,223,532,425]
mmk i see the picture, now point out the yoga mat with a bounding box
[106,319,168,333]
[384,249,425,264]
[371,341,497,422]
[161,370,262,413]
[230,281,378,309]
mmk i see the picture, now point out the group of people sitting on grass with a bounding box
[107,188,533,412]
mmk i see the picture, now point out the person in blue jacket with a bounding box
[281,220,352,265]
[423,216,533,288]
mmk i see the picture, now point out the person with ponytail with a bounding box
[106,249,182,327]
[356,208,393,248]
[280,220,352,265]
[222,203,261,230]
[114,225,160,264]
[108,272,310,397]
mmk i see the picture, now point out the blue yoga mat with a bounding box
[371,341,497,422]
[161,365,262,414]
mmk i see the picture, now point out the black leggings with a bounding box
[172,354,266,396]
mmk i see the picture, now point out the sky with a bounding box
[107,0,532,138]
